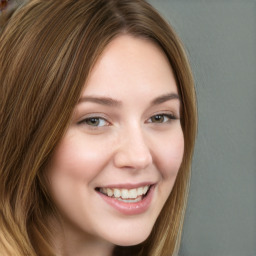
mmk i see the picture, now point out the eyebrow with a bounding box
[150,93,180,105]
[78,92,180,107]
[78,96,122,107]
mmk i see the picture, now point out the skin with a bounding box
[46,34,184,256]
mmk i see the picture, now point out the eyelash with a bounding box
[147,113,177,124]
[78,116,110,128]
[78,113,177,129]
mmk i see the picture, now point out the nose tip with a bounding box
[113,134,153,170]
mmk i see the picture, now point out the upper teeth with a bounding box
[99,186,150,199]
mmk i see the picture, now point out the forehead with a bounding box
[82,34,178,99]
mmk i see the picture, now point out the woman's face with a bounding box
[47,35,184,247]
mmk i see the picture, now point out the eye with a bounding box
[147,114,176,123]
[78,117,109,127]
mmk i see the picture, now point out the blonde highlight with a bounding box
[0,1,197,255]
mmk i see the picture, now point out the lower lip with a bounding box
[97,186,155,215]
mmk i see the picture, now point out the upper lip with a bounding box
[96,182,156,190]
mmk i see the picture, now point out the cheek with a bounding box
[47,132,110,182]
[153,129,184,202]
[155,129,184,179]
[45,131,113,219]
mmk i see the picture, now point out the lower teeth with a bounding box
[117,196,143,203]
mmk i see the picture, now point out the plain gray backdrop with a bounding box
[148,1,256,256]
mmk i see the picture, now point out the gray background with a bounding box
[148,1,256,256]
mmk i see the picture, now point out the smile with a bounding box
[98,186,150,203]
[96,184,154,215]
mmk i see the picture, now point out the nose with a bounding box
[113,127,153,170]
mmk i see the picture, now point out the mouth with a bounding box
[95,185,152,203]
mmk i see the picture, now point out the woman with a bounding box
[0,0,197,255]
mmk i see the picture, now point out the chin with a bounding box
[108,229,151,247]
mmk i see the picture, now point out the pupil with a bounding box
[88,118,99,126]
[154,115,163,122]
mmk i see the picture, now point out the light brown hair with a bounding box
[0,0,197,255]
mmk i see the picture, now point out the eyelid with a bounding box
[146,112,178,123]
[77,114,111,128]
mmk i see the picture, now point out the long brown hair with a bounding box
[0,0,197,255]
